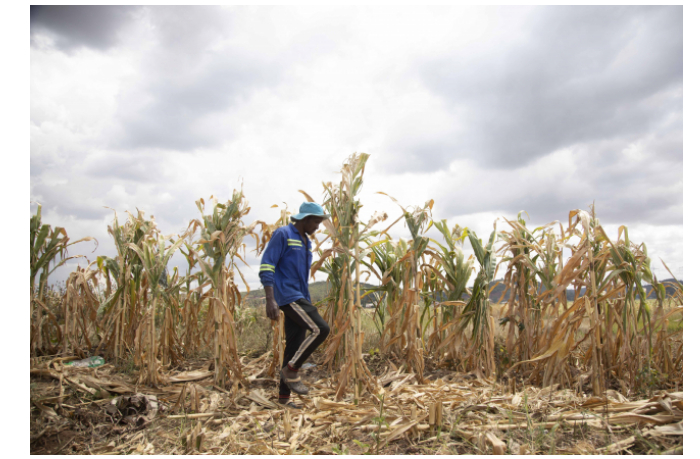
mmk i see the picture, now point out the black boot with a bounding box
[280,365,309,395]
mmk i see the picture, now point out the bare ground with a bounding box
[30,351,682,455]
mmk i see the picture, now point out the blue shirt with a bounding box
[258,223,314,306]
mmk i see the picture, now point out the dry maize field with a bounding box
[30,153,682,454]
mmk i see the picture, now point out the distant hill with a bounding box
[556,279,683,301]
[245,278,682,307]
[472,278,682,303]
[643,279,683,299]
[245,281,378,307]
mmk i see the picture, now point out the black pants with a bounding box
[278,298,330,398]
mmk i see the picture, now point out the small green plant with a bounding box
[332,444,350,455]
[369,392,390,453]
[531,424,549,454]
[523,393,532,431]
[114,353,136,374]
[547,423,560,454]
[352,440,372,455]
[636,364,661,396]
[448,413,463,440]
[633,428,663,454]
[521,392,544,452]
[178,418,188,442]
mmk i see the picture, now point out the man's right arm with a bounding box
[264,285,279,321]
[259,229,284,321]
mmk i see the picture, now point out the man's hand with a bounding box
[264,286,280,321]
[266,298,280,321]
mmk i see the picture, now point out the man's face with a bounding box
[304,216,324,235]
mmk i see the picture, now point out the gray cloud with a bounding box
[30,6,140,51]
[81,151,169,183]
[389,6,682,173]
[31,181,113,221]
[30,175,195,227]
[30,6,684,285]
[30,149,169,222]
[30,155,50,178]
[437,132,682,227]
[116,59,278,150]
[112,7,285,151]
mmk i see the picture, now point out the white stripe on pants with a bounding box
[288,301,320,367]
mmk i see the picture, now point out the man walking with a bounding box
[259,202,331,408]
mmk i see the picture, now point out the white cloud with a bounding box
[30,6,683,291]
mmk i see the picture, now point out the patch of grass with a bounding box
[112,353,137,374]
[237,306,275,355]
[666,313,683,334]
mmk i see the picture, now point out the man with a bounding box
[258,202,331,408]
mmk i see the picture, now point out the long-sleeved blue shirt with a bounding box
[258,223,313,306]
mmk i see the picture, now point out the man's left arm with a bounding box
[259,229,284,320]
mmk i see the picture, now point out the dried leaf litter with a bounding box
[30,352,683,454]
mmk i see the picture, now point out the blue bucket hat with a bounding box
[291,202,331,221]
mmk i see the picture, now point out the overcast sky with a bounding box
[29,5,684,289]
